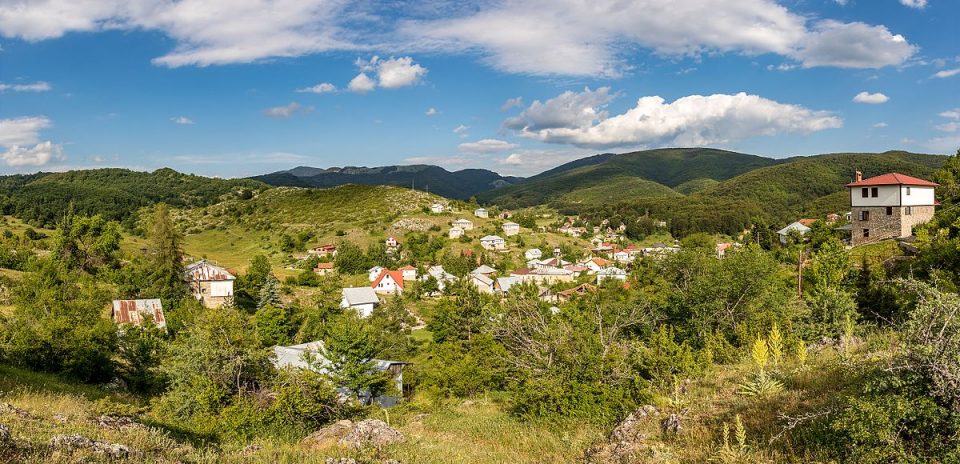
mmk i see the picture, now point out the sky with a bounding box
[0,0,958,178]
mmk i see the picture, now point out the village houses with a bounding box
[368,265,385,282]
[308,244,337,258]
[452,218,474,230]
[474,207,488,218]
[524,248,543,260]
[448,226,464,239]
[430,203,445,214]
[502,221,520,236]
[399,265,418,281]
[112,299,166,329]
[372,269,404,295]
[847,171,938,246]
[777,219,816,244]
[340,287,380,318]
[596,266,628,284]
[313,262,335,276]
[184,260,236,308]
[480,235,506,251]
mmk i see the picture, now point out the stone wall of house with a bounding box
[193,281,232,308]
[851,205,936,246]
[899,205,935,237]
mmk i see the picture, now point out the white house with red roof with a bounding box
[184,260,236,308]
[372,269,405,295]
[847,171,938,245]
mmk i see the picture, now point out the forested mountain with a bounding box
[0,168,265,228]
[478,148,781,207]
[252,164,522,200]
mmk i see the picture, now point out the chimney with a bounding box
[855,170,863,182]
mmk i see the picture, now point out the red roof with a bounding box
[315,262,334,269]
[371,270,404,290]
[399,265,416,271]
[846,172,939,187]
[798,218,818,227]
[511,267,531,275]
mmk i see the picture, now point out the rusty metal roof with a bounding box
[184,260,236,282]
[112,299,166,329]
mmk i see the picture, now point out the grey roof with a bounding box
[472,264,497,275]
[472,273,494,287]
[184,260,235,281]
[342,287,380,306]
[480,235,504,242]
[777,222,812,235]
[598,267,627,276]
[273,341,405,374]
[496,276,521,293]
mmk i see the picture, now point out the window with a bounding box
[860,210,870,221]
[863,229,870,238]
[905,206,913,216]
[886,206,893,215]
[906,186,911,195]
[871,187,879,198]
[861,188,869,198]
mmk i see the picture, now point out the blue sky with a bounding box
[0,0,958,177]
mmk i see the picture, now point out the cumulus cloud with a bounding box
[790,21,915,69]
[504,88,842,149]
[425,107,440,116]
[262,102,312,118]
[0,81,51,92]
[453,124,469,138]
[494,148,592,176]
[349,56,427,92]
[458,139,518,153]
[935,110,960,133]
[296,82,337,93]
[873,122,889,128]
[170,116,194,124]
[500,97,524,112]
[0,0,357,67]
[853,91,889,104]
[0,0,916,75]
[0,116,64,167]
[900,0,927,9]
[932,68,960,79]
[401,0,915,75]
[347,73,376,94]
[941,109,960,120]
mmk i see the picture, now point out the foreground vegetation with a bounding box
[0,150,958,462]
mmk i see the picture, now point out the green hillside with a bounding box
[585,151,947,236]
[674,177,720,194]
[557,175,682,205]
[479,148,779,208]
[0,168,265,228]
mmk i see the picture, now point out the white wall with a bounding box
[850,185,900,207]
[901,186,936,206]
[209,280,233,297]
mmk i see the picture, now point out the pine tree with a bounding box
[257,273,283,310]
[146,203,187,302]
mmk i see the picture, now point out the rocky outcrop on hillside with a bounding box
[303,419,405,451]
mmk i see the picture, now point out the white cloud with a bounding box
[926,136,960,153]
[0,116,63,167]
[0,0,357,67]
[374,56,427,88]
[348,56,427,92]
[403,155,472,167]
[453,124,469,138]
[504,87,615,133]
[500,97,524,112]
[504,88,842,149]
[900,0,927,9]
[425,107,440,116]
[347,73,376,94]
[401,0,914,76]
[170,116,194,124]
[494,148,592,176]
[0,81,51,92]
[932,68,960,79]
[941,109,960,120]
[1,141,63,167]
[791,21,915,69]
[458,139,518,153]
[0,0,917,75]
[853,91,889,104]
[296,82,336,93]
[873,122,888,128]
[262,102,312,118]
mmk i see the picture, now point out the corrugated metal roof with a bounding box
[342,287,380,306]
[184,260,236,282]
[112,299,166,328]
